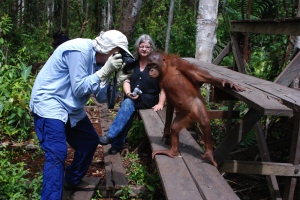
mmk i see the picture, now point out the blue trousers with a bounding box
[107,98,136,150]
[34,114,98,200]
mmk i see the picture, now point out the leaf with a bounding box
[20,63,32,80]
[114,190,122,196]
[146,184,154,192]
[7,119,16,125]
[17,108,23,117]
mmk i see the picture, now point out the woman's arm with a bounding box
[152,89,166,111]
[123,79,139,100]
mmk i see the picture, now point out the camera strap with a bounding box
[106,72,118,109]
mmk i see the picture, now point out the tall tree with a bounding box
[118,0,144,41]
[66,0,70,35]
[195,0,219,63]
[102,0,113,31]
[195,0,219,102]
[46,0,54,34]
[164,0,174,53]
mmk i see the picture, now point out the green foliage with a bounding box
[247,47,273,79]
[0,147,42,200]
[0,14,12,40]
[247,34,286,81]
[123,152,162,199]
[0,58,34,140]
[133,0,197,57]
[125,153,147,185]
[126,119,145,148]
[239,130,256,148]
[91,190,103,199]
[114,186,135,200]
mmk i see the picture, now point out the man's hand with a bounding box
[96,53,123,82]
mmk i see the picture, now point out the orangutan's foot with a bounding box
[152,150,178,159]
[201,151,218,167]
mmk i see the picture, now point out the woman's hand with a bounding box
[126,93,139,100]
[152,103,164,111]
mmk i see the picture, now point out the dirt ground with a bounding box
[4,105,155,199]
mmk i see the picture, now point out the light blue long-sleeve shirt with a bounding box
[30,38,108,127]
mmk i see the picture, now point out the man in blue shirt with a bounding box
[30,30,132,200]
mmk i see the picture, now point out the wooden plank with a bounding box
[213,42,231,65]
[211,86,238,101]
[230,18,300,35]
[190,57,300,109]
[231,35,247,74]
[214,108,263,164]
[219,160,300,177]
[208,110,240,119]
[178,130,239,200]
[283,108,300,199]
[254,122,281,199]
[225,101,234,135]
[156,109,239,200]
[98,104,128,190]
[139,109,204,200]
[63,176,100,200]
[183,57,294,116]
[275,52,300,86]
[103,147,128,190]
[229,138,290,160]
[154,109,239,199]
[249,83,300,109]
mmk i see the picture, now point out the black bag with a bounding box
[106,73,118,109]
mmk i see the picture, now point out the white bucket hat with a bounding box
[93,30,133,58]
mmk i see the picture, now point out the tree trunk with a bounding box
[195,0,219,63]
[17,0,22,28]
[243,0,251,63]
[102,0,113,31]
[164,0,174,53]
[46,0,54,33]
[118,0,144,41]
[196,0,219,102]
[60,0,65,29]
[78,3,89,38]
[66,0,70,35]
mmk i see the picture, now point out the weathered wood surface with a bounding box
[283,109,300,199]
[207,110,240,119]
[183,57,296,115]
[219,160,300,176]
[139,109,239,200]
[231,35,247,74]
[275,52,300,86]
[62,176,100,200]
[157,109,240,200]
[230,18,300,35]
[98,104,128,190]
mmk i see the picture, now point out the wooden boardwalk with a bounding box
[62,103,128,200]
[139,108,239,200]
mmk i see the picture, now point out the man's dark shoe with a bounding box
[108,147,120,155]
[99,135,112,145]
